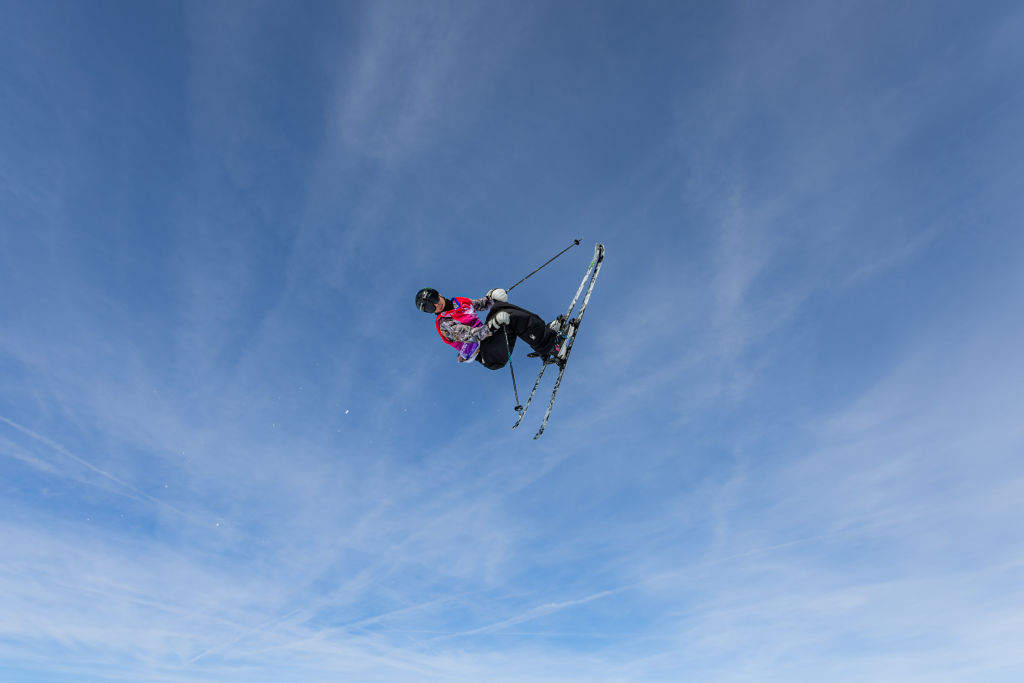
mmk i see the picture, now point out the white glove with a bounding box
[486,288,508,303]
[487,310,511,330]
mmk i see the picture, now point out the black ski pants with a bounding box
[477,303,557,370]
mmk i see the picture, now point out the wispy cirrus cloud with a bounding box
[334,2,471,163]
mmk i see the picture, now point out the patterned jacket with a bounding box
[435,296,495,362]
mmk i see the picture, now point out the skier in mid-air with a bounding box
[415,287,564,370]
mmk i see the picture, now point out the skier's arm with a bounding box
[439,318,493,344]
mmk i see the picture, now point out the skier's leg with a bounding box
[488,303,558,356]
[477,334,512,370]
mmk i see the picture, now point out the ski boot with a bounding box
[528,323,568,367]
[548,315,567,335]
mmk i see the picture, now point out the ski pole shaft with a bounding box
[504,327,523,413]
[506,239,582,292]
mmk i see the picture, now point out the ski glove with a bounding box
[487,310,511,330]
[486,288,508,303]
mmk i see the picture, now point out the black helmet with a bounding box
[415,287,441,312]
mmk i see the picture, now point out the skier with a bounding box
[415,287,563,370]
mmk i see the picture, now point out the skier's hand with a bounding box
[486,288,508,303]
[487,311,511,330]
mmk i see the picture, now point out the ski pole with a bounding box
[503,327,523,414]
[506,239,582,293]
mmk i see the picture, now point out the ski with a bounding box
[533,243,603,439]
[511,243,604,434]
[512,243,601,429]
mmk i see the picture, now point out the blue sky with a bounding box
[2,0,1023,681]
